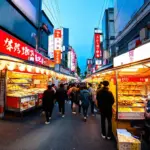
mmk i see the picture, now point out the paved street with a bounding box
[0,104,117,150]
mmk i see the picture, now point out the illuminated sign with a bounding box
[54,50,61,64]
[0,30,34,61]
[94,33,101,58]
[54,29,62,51]
[48,35,54,58]
[114,42,150,67]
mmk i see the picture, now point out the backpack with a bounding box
[80,90,90,107]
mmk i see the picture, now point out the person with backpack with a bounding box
[80,85,90,122]
[56,84,68,117]
[42,85,55,124]
[96,81,114,139]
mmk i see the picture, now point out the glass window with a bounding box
[109,22,115,37]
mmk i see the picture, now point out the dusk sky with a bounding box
[43,0,113,73]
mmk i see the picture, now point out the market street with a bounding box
[0,104,116,150]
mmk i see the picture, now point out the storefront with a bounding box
[85,41,150,140]
[0,29,75,118]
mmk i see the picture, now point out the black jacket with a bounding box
[42,89,55,110]
[56,87,67,102]
[96,87,114,115]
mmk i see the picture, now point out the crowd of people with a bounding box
[42,81,114,140]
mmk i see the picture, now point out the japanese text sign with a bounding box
[54,29,62,51]
[43,56,55,68]
[120,77,146,82]
[114,42,150,67]
[54,50,61,64]
[54,29,62,38]
[35,51,44,65]
[0,30,35,61]
[94,33,101,58]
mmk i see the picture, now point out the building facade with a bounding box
[0,0,54,58]
[102,8,115,65]
[111,0,150,57]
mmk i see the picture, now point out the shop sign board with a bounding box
[95,60,102,65]
[114,42,150,67]
[54,50,61,64]
[60,66,70,75]
[94,33,101,58]
[118,112,145,120]
[87,59,92,65]
[0,30,35,62]
[120,77,147,82]
[43,57,55,68]
[35,51,44,65]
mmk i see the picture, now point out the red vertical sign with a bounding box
[94,33,101,58]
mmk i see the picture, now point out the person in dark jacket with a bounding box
[56,84,67,117]
[88,83,95,116]
[42,85,55,124]
[80,85,90,122]
[96,81,114,139]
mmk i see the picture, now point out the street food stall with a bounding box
[0,29,76,118]
[85,41,150,140]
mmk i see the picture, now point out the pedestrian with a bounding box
[67,83,77,113]
[56,84,67,117]
[51,84,56,94]
[97,82,103,91]
[88,83,95,116]
[96,81,114,139]
[76,85,81,114]
[80,85,90,122]
[70,85,78,114]
[42,85,55,124]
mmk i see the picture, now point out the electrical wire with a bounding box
[47,0,61,27]
[54,0,62,27]
[43,1,59,27]
[97,0,109,28]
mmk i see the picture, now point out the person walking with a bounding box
[88,83,95,116]
[56,84,67,117]
[96,81,114,139]
[42,85,55,124]
[76,85,81,114]
[68,84,77,113]
[80,85,90,122]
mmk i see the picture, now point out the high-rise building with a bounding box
[102,8,115,65]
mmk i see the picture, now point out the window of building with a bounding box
[109,21,115,37]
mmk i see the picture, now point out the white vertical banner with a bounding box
[48,34,54,58]
[54,29,62,51]
[68,51,71,68]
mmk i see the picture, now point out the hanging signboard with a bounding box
[54,50,61,64]
[94,33,101,58]
[54,29,62,51]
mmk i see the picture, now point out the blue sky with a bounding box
[43,0,113,73]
